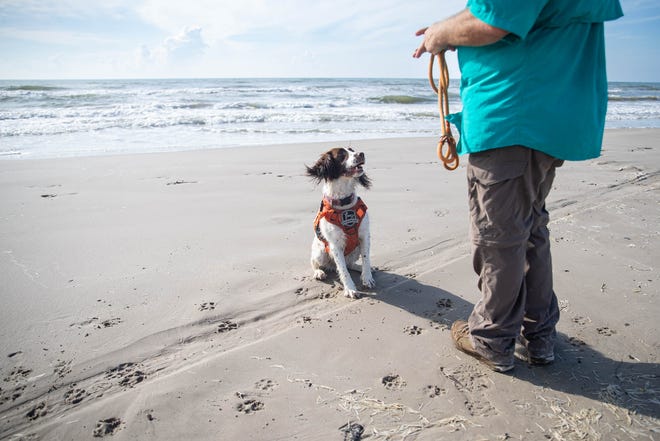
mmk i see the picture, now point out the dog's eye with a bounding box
[336,150,347,161]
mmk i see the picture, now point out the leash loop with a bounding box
[428,51,459,171]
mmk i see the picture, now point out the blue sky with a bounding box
[0,0,657,81]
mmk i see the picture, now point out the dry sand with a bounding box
[0,129,658,440]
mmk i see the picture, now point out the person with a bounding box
[413,0,623,373]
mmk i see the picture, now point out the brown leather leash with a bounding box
[428,51,459,171]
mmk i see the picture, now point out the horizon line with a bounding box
[0,76,657,83]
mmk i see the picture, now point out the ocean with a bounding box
[1,78,658,159]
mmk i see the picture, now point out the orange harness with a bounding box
[313,197,368,256]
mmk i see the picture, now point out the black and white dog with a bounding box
[306,147,375,298]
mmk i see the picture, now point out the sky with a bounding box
[0,0,658,81]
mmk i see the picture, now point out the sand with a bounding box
[0,129,658,440]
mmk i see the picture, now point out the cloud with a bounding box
[137,27,207,70]
[127,1,652,80]
[15,0,655,80]
[135,0,466,44]
[162,27,207,61]
[128,0,467,77]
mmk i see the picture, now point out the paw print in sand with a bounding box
[381,374,406,390]
[404,325,422,335]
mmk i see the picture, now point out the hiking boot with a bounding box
[514,344,555,366]
[451,320,514,373]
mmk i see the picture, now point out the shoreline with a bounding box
[1,127,658,163]
[0,129,658,440]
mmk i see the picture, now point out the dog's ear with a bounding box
[305,163,322,184]
[358,173,372,189]
[306,151,342,183]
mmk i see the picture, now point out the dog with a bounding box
[306,147,375,298]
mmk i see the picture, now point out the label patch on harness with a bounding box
[341,210,359,228]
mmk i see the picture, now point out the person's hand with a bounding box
[413,27,430,58]
[413,23,455,58]
[414,10,508,57]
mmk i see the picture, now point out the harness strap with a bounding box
[324,193,355,207]
[314,198,368,256]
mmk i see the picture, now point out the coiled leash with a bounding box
[428,51,459,171]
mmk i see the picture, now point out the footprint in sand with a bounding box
[93,418,122,437]
[26,401,48,421]
[118,370,146,388]
[436,298,453,309]
[319,291,335,299]
[404,325,423,335]
[441,365,497,417]
[70,317,122,333]
[441,365,481,393]
[105,362,146,388]
[571,315,591,326]
[567,336,587,347]
[236,398,264,414]
[64,387,89,405]
[231,379,278,416]
[199,302,216,311]
[54,359,73,379]
[254,379,278,392]
[217,320,238,333]
[98,318,122,328]
[465,398,497,417]
[424,385,447,398]
[0,384,26,405]
[597,326,616,336]
[3,366,33,382]
[381,374,406,390]
[2,366,33,404]
[441,364,494,393]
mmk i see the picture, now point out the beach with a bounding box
[0,129,658,440]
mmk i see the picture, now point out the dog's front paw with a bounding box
[361,272,375,289]
[313,269,327,280]
[344,288,360,299]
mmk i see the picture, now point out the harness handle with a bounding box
[428,51,459,171]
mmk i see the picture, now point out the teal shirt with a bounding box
[447,0,623,161]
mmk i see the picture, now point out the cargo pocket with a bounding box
[467,146,529,185]
[467,146,531,247]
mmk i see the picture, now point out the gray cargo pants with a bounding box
[467,146,564,365]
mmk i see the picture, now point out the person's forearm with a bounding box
[414,9,508,57]
[444,9,508,46]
